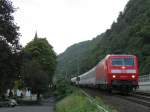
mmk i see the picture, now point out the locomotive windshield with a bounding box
[112,58,134,66]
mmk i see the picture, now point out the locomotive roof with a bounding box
[107,54,134,56]
[106,54,135,58]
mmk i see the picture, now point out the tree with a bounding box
[21,34,57,99]
[23,35,57,82]
[22,60,49,100]
[0,0,21,95]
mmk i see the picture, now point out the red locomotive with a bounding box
[71,54,139,93]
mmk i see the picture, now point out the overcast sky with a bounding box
[12,0,129,54]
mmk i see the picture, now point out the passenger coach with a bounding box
[71,54,139,93]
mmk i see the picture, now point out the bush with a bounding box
[55,91,97,112]
[54,79,73,100]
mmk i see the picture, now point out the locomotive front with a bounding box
[108,55,139,92]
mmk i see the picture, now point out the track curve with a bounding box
[82,88,150,112]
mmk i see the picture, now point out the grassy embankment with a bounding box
[55,89,117,112]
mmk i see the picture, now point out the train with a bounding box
[71,54,139,93]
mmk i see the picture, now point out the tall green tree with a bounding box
[21,34,56,98]
[23,36,57,81]
[22,60,49,100]
[0,0,21,94]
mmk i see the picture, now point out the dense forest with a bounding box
[55,0,150,79]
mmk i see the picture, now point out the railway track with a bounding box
[83,88,150,112]
[120,92,150,107]
[83,88,150,106]
[135,91,150,96]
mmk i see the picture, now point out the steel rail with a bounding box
[81,90,109,112]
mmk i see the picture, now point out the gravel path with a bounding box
[84,88,150,112]
[0,106,53,112]
[0,97,55,112]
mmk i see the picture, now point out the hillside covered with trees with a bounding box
[55,0,150,79]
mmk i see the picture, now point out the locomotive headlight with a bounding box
[113,75,116,78]
[132,75,135,78]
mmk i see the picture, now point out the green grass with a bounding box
[55,90,117,112]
